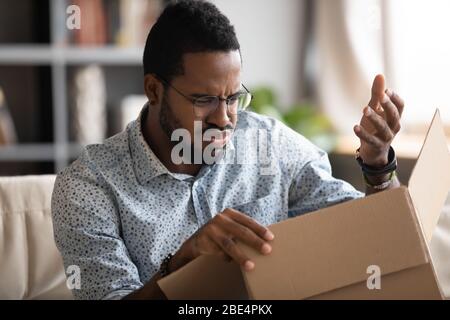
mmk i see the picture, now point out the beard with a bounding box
[158,97,234,165]
[159,95,183,145]
[159,96,201,164]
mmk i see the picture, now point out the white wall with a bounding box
[210,0,305,109]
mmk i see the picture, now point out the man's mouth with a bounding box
[206,129,233,147]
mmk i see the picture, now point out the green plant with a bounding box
[247,87,284,121]
[248,86,336,152]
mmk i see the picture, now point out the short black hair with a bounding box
[143,0,241,83]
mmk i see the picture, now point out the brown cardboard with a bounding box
[158,109,450,300]
[309,263,442,300]
[238,187,441,299]
[157,254,247,300]
[408,110,450,243]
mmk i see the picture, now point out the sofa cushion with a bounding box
[0,175,72,299]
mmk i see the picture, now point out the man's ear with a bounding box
[144,74,164,107]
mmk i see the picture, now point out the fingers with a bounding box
[192,208,275,272]
[354,123,385,150]
[380,93,401,134]
[369,74,386,108]
[364,74,404,138]
[210,225,255,271]
[225,208,274,241]
[215,212,272,255]
[386,89,405,117]
[362,106,394,141]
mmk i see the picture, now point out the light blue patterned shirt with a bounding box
[51,105,363,300]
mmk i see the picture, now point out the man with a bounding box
[52,0,404,300]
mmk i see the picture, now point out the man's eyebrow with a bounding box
[190,90,242,99]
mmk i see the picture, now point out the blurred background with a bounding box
[0,0,449,191]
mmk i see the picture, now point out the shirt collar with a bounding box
[129,103,169,185]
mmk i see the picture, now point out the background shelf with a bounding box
[0,0,162,174]
[0,45,143,65]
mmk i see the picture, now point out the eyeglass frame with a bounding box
[155,74,253,117]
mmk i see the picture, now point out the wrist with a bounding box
[167,242,194,274]
[356,146,397,176]
[363,155,389,167]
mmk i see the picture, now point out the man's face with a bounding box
[159,50,242,154]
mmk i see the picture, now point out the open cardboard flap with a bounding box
[408,110,450,244]
[158,109,450,300]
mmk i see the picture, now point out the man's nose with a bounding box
[206,100,232,129]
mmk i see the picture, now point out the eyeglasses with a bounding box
[156,75,253,118]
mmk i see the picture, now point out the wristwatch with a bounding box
[355,146,397,176]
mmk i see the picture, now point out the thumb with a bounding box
[368,74,385,109]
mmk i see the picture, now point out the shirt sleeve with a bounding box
[51,159,143,300]
[285,133,364,218]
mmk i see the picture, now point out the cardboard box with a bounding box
[158,110,450,300]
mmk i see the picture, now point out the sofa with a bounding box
[0,175,72,299]
[0,175,449,299]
